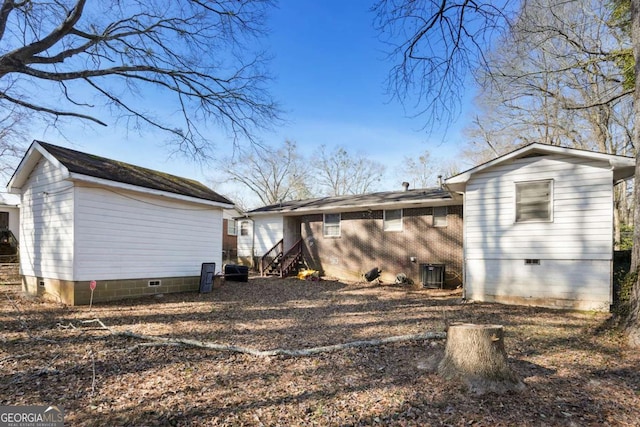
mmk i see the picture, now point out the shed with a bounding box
[445,143,635,311]
[7,141,234,305]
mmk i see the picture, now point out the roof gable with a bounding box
[445,143,635,192]
[9,141,233,206]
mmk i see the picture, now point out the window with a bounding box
[384,209,403,231]
[240,221,250,236]
[323,213,341,237]
[516,180,552,222]
[433,206,448,227]
[0,212,8,229]
[227,219,237,236]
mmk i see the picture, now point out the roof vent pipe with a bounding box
[402,181,410,191]
[437,175,443,189]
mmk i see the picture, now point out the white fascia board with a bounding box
[444,143,636,190]
[68,172,234,209]
[7,141,70,192]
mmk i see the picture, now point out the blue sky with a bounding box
[29,1,477,206]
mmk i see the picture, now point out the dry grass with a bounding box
[1,277,639,426]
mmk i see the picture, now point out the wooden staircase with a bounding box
[260,239,306,277]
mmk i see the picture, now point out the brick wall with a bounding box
[300,205,463,287]
[222,219,238,262]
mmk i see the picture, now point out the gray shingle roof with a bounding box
[248,187,454,214]
[37,141,233,205]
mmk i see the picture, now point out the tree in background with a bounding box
[466,0,633,160]
[393,150,459,188]
[0,0,279,161]
[215,140,311,207]
[0,104,29,179]
[314,145,386,196]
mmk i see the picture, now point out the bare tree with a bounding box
[372,0,511,132]
[314,145,386,196]
[395,150,443,188]
[0,104,29,179]
[215,140,311,207]
[0,0,279,160]
[466,0,633,161]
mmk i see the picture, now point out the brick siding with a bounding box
[300,205,463,287]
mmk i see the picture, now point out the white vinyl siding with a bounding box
[323,213,341,237]
[19,159,75,280]
[253,216,284,255]
[383,209,402,232]
[463,154,614,310]
[236,220,253,257]
[465,259,611,311]
[73,185,222,280]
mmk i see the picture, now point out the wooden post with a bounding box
[438,323,525,395]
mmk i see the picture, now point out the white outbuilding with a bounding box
[445,143,635,311]
[7,141,233,305]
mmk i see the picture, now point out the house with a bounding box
[7,141,234,305]
[0,192,20,283]
[445,143,635,311]
[0,192,20,242]
[240,184,464,287]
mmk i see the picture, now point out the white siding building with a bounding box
[446,143,635,311]
[8,141,233,305]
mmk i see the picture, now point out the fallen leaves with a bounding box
[1,278,639,426]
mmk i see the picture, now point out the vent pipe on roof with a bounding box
[402,181,410,191]
[437,175,443,189]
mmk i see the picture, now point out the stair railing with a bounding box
[260,239,284,276]
[279,238,304,277]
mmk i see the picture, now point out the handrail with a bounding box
[279,239,303,277]
[260,239,284,276]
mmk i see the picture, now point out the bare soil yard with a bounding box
[1,277,639,426]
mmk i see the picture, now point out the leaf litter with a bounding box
[1,277,639,426]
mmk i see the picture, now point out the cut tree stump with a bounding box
[437,323,525,395]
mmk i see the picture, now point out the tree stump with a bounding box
[438,323,525,395]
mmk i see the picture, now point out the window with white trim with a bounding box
[515,180,552,222]
[323,213,341,237]
[384,209,403,231]
[240,221,250,236]
[227,219,237,236]
[433,206,448,227]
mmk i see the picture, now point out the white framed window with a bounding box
[323,213,341,237]
[515,180,553,222]
[227,219,237,236]
[240,221,250,236]
[384,209,403,231]
[433,206,448,227]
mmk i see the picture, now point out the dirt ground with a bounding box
[1,277,639,426]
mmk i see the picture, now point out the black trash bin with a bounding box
[224,264,249,282]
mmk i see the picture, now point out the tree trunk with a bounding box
[626,0,640,347]
[438,324,525,395]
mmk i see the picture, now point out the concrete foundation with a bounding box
[22,275,200,305]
